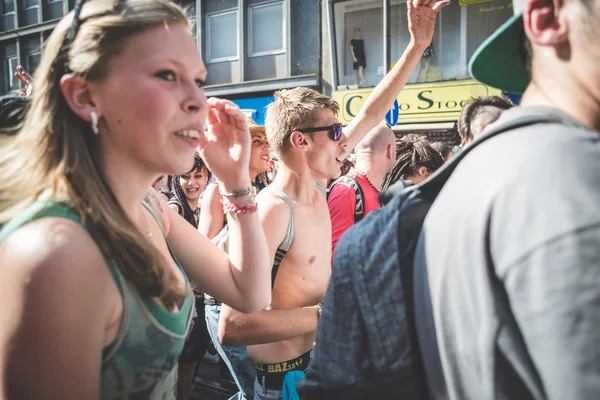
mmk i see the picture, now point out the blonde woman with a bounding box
[0,1,270,398]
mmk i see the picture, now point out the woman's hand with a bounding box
[407,0,450,49]
[197,98,252,191]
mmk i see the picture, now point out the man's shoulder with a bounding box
[454,106,600,190]
[256,188,293,228]
[428,107,600,266]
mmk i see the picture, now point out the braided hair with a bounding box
[169,153,212,228]
[382,134,445,190]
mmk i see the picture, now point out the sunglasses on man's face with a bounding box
[296,123,343,142]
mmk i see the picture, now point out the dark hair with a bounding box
[429,142,453,160]
[457,95,515,146]
[170,153,211,228]
[0,95,30,137]
[341,159,354,176]
[382,134,445,190]
[521,32,533,78]
[255,172,269,190]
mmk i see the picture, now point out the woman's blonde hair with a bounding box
[0,0,191,307]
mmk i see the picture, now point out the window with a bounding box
[24,0,39,9]
[2,0,15,14]
[26,52,41,73]
[46,0,63,4]
[5,56,18,91]
[206,9,238,63]
[248,1,285,57]
[466,0,513,61]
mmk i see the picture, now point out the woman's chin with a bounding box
[184,192,200,201]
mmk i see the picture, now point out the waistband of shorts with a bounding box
[203,294,221,306]
[253,349,312,389]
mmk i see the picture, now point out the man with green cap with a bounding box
[415,0,600,398]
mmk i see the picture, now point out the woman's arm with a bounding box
[198,182,225,239]
[154,188,270,314]
[0,218,116,399]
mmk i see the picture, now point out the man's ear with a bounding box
[289,130,310,151]
[59,74,101,123]
[417,166,430,177]
[387,143,394,160]
[524,0,570,47]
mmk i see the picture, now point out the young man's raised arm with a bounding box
[342,0,450,157]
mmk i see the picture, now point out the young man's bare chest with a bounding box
[270,198,332,310]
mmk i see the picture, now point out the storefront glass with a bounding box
[333,0,513,88]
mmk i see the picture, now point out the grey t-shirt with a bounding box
[415,106,600,399]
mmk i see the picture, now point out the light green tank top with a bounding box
[0,200,194,399]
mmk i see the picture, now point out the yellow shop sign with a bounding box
[333,80,502,125]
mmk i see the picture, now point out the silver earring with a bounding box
[90,111,99,135]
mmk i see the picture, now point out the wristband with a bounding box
[219,185,257,198]
[221,197,258,215]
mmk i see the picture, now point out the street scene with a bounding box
[1,0,599,399]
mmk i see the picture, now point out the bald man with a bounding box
[328,124,396,254]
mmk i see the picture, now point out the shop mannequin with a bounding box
[350,28,366,87]
[417,41,434,82]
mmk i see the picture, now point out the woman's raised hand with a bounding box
[197,98,252,191]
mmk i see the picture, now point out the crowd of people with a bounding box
[1,0,599,399]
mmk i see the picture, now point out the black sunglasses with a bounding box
[297,123,343,142]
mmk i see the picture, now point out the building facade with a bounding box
[195,0,321,122]
[0,0,321,125]
[323,0,513,143]
[1,0,515,143]
[0,0,77,95]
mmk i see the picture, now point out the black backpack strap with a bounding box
[328,175,365,223]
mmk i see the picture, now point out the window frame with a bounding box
[46,0,64,4]
[26,51,41,73]
[23,0,40,10]
[205,8,239,64]
[2,0,15,15]
[5,56,19,91]
[248,0,286,58]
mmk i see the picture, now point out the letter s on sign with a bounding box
[417,90,434,110]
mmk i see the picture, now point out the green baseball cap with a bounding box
[468,0,529,94]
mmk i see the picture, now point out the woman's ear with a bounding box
[60,74,100,123]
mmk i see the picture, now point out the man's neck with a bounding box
[521,77,600,133]
[354,156,387,191]
[271,163,321,204]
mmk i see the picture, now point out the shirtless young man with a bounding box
[218,2,449,398]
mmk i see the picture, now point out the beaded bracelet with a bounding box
[221,198,258,215]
